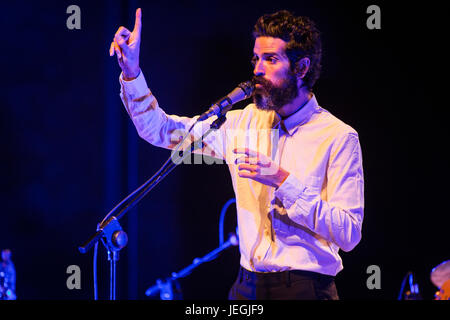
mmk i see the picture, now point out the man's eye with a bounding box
[251,56,277,67]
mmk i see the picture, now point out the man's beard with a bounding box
[252,70,299,112]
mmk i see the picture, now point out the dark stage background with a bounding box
[1,0,448,300]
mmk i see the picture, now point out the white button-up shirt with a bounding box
[120,72,364,276]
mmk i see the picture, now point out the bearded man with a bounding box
[111,8,364,300]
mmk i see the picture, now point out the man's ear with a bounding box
[295,57,311,79]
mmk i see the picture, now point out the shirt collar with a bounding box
[272,94,320,136]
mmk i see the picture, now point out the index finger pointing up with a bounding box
[133,8,142,35]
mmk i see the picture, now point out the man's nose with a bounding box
[253,60,265,76]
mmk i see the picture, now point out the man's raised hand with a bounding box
[109,8,142,80]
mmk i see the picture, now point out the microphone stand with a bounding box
[78,113,228,300]
[145,232,238,299]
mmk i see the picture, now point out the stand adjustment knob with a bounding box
[112,230,128,250]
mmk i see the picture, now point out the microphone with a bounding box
[197,81,254,121]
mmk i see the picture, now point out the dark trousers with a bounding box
[228,267,339,300]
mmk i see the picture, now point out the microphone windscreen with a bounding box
[228,81,254,104]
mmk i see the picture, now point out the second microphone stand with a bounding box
[145,232,238,299]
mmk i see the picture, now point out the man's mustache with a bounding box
[252,76,272,88]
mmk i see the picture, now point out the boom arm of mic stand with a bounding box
[78,114,228,254]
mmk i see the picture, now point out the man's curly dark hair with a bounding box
[253,10,322,91]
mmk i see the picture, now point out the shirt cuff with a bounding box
[119,70,150,99]
[273,173,307,209]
